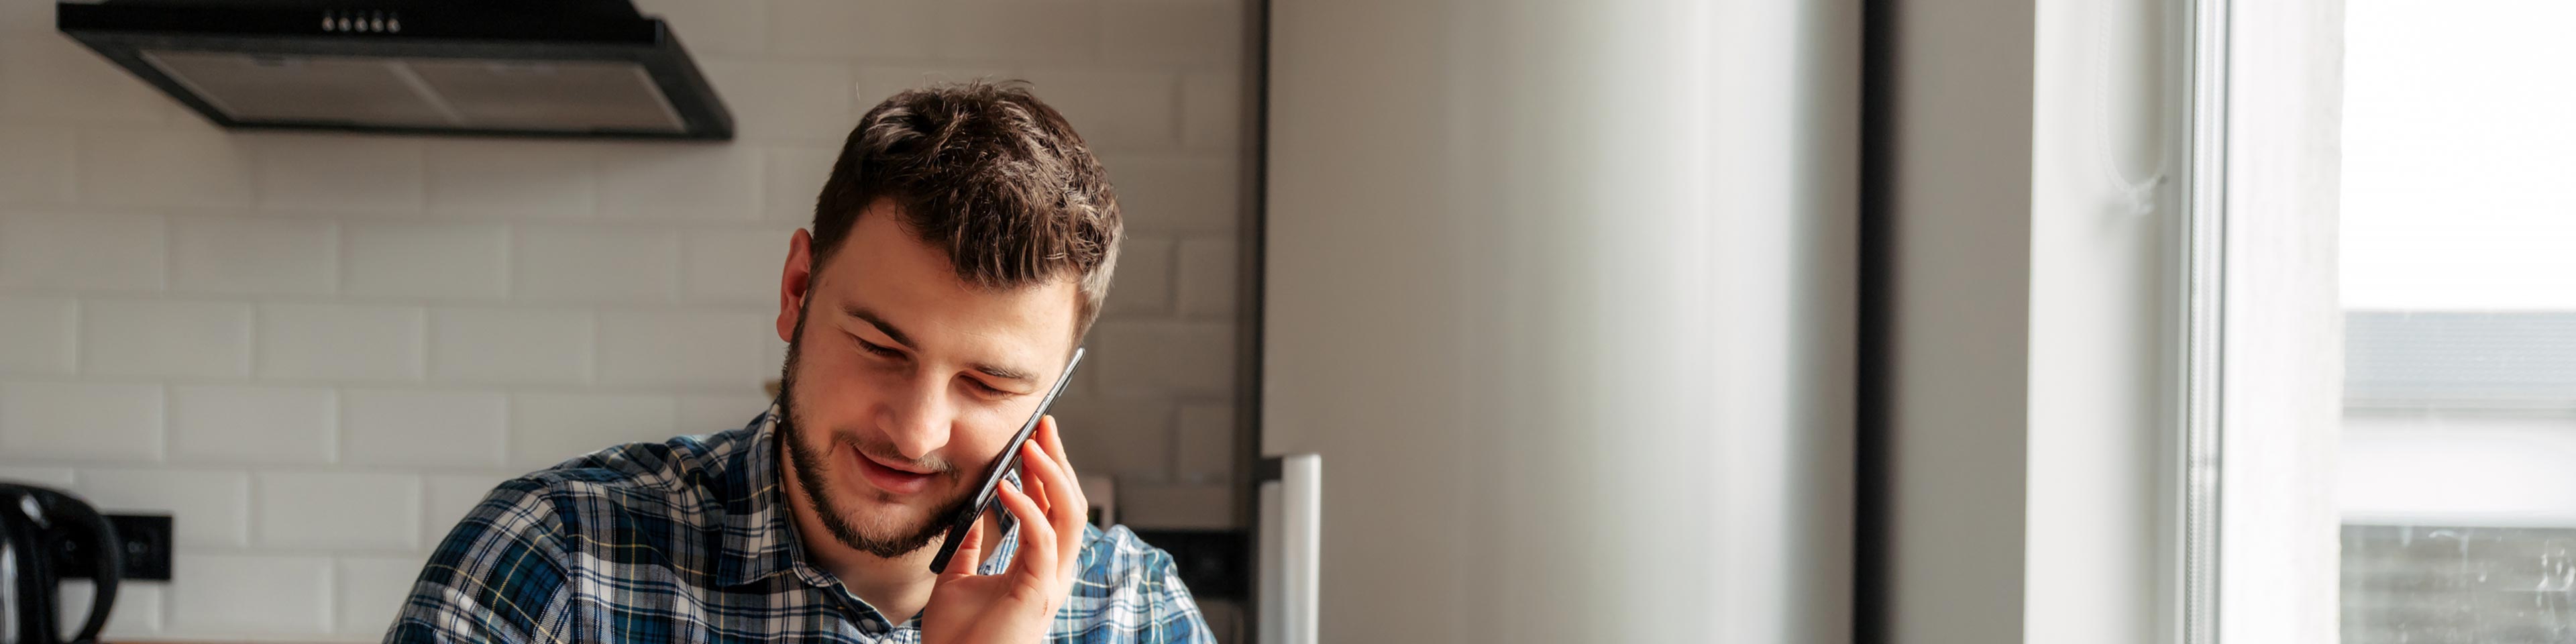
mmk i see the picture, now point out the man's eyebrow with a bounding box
[843,305,915,348]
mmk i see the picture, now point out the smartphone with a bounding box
[926,346,1085,574]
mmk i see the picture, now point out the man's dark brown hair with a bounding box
[810,80,1122,339]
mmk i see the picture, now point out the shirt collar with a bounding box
[714,402,800,587]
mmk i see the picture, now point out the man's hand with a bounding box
[922,415,1089,644]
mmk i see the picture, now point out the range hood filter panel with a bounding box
[142,50,686,133]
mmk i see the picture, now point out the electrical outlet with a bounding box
[57,513,173,582]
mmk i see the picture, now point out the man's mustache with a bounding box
[833,431,958,476]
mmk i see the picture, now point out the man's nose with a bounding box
[879,377,955,462]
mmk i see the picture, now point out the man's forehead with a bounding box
[837,302,1040,382]
[816,215,1081,364]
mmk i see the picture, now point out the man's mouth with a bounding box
[852,449,936,496]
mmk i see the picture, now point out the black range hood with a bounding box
[56,0,733,140]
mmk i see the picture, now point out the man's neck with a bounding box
[777,443,1006,624]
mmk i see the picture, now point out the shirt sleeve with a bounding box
[384,478,578,644]
[1132,549,1220,644]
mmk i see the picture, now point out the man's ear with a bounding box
[778,229,816,343]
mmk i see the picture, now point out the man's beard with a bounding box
[777,306,978,559]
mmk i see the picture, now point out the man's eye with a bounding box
[967,380,1011,396]
[856,338,902,358]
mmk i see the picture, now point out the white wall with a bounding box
[0,0,1258,641]
[1882,0,2187,641]
[1263,0,1857,641]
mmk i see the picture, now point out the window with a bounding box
[2335,1,2576,641]
[2192,1,2576,642]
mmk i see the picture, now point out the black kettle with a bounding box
[0,484,118,644]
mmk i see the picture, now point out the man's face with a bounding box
[774,205,1081,559]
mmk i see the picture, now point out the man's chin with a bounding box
[826,484,971,557]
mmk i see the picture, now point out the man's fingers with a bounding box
[939,518,984,582]
[1039,417,1086,511]
[994,480,1057,584]
[1018,439,1086,590]
[1020,441,1083,531]
[1022,449,1051,515]
[1037,415,1075,478]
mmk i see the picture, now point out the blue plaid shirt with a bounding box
[385,405,1216,644]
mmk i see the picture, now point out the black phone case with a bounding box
[926,347,1084,574]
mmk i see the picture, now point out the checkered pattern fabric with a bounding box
[384,404,1216,644]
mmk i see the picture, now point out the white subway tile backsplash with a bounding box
[1104,1,1246,68]
[1180,72,1244,151]
[686,228,793,303]
[1,1,55,35]
[1175,236,1238,318]
[632,0,770,56]
[1049,394,1175,483]
[168,384,335,465]
[170,217,339,295]
[424,139,596,217]
[166,553,333,635]
[698,59,857,144]
[598,309,770,386]
[766,0,934,60]
[1102,237,1174,316]
[258,303,425,381]
[258,472,420,550]
[1174,402,1232,484]
[77,469,249,547]
[1092,321,1236,396]
[341,388,506,469]
[1104,155,1240,233]
[58,580,162,637]
[0,465,76,486]
[0,381,162,462]
[1020,69,1179,151]
[598,144,760,221]
[0,213,166,292]
[76,129,254,207]
[759,147,836,222]
[510,392,677,468]
[0,297,75,374]
[934,2,1101,62]
[515,225,682,302]
[0,127,75,203]
[423,472,515,545]
[763,333,789,379]
[344,221,511,299]
[678,392,773,434]
[337,555,427,636]
[0,37,181,123]
[80,299,252,378]
[1118,482,1234,529]
[853,66,1016,109]
[250,134,426,213]
[428,307,594,384]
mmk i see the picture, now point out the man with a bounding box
[388,83,1216,644]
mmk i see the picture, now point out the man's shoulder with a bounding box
[1063,524,1212,641]
[1075,523,1183,586]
